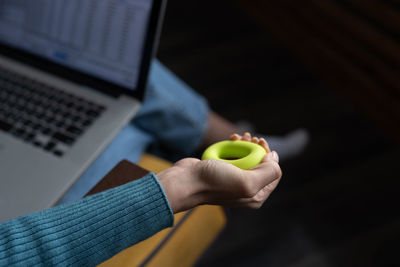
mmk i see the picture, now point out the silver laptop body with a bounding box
[0,0,166,222]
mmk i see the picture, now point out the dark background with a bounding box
[157,0,400,266]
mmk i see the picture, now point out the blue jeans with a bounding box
[58,60,209,205]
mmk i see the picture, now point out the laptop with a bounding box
[0,0,166,222]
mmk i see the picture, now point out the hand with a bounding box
[157,133,282,213]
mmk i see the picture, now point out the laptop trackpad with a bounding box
[0,135,78,222]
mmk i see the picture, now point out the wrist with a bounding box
[157,160,203,213]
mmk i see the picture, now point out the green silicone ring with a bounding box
[201,140,266,170]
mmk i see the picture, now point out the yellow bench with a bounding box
[99,154,227,267]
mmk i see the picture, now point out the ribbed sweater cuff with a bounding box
[0,172,174,266]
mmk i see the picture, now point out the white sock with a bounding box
[260,128,309,160]
[236,121,309,161]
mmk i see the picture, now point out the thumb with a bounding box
[265,151,279,164]
[247,151,282,190]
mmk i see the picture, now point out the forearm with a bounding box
[0,173,173,266]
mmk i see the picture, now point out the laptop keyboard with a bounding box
[0,67,106,157]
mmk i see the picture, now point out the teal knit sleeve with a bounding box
[0,172,174,266]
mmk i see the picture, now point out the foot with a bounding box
[203,112,309,161]
[258,128,309,161]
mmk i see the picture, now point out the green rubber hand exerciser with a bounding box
[201,140,266,170]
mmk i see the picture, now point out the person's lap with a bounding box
[58,60,209,205]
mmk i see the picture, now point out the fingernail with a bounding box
[267,151,279,163]
[272,151,279,163]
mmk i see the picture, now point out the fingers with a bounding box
[252,136,259,144]
[242,132,252,141]
[228,132,281,191]
[245,158,282,196]
[259,137,271,153]
[229,132,251,141]
[220,133,281,209]
[229,132,271,153]
[233,151,281,197]
[237,178,281,206]
[229,133,240,140]
[219,153,281,200]
[210,177,282,209]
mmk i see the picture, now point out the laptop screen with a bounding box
[0,0,156,92]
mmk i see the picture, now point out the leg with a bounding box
[59,59,210,204]
[135,60,309,161]
[77,57,308,194]
[57,124,153,205]
[202,111,241,148]
[60,57,309,205]
[58,59,208,204]
[133,60,210,161]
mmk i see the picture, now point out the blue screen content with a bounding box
[0,0,154,90]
